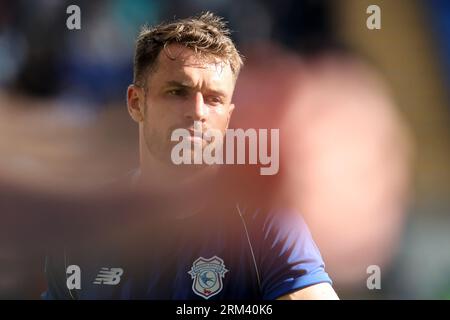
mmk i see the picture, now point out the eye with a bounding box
[207,96,223,106]
[167,88,187,97]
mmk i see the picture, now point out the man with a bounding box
[44,12,338,300]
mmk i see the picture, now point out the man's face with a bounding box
[129,43,236,166]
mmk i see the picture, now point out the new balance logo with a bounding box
[93,267,124,285]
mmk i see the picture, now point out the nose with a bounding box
[185,91,207,122]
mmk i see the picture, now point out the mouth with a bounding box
[187,128,205,144]
[187,128,201,135]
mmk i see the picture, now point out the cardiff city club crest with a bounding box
[188,256,228,299]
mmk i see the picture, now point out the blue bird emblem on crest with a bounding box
[188,256,228,299]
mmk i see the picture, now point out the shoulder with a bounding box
[235,204,320,266]
[236,204,309,238]
[235,203,333,300]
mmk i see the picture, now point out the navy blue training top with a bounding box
[43,199,332,300]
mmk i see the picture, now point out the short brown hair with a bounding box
[133,12,244,87]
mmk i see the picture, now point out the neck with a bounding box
[138,148,218,191]
[137,158,219,218]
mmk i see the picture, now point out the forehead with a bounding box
[148,43,234,88]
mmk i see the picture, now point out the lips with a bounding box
[188,129,203,138]
[182,128,203,144]
[169,125,208,142]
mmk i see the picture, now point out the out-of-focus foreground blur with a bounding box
[0,0,449,299]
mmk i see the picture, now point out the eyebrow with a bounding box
[164,80,193,89]
[163,80,227,97]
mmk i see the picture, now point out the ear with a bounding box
[226,103,235,127]
[127,84,145,123]
[229,103,235,115]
